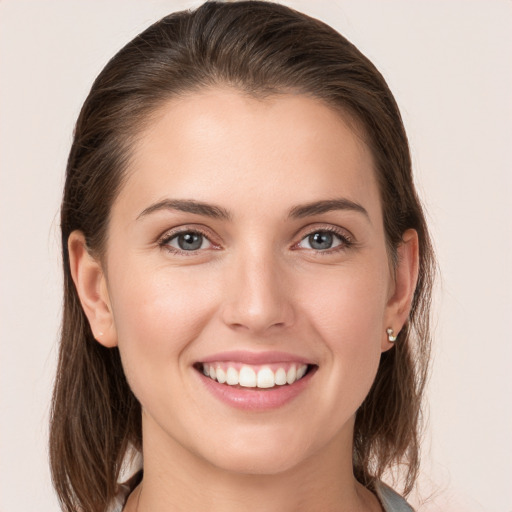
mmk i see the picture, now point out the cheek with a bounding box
[107,263,220,398]
[300,259,389,337]
[296,261,389,400]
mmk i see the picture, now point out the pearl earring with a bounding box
[386,328,397,343]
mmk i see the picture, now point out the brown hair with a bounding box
[50,2,435,510]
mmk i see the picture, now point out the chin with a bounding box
[193,425,317,476]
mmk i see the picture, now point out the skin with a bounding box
[69,88,418,512]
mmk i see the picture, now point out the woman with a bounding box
[49,1,434,511]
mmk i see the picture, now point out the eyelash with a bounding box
[294,226,354,254]
[157,225,354,256]
[158,227,217,256]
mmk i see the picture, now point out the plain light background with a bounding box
[1,1,511,511]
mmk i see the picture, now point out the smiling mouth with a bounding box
[195,362,315,389]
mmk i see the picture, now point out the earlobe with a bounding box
[68,230,118,348]
[382,229,419,351]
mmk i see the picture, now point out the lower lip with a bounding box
[196,367,316,411]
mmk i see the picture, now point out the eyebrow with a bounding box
[137,199,231,221]
[288,198,370,221]
[137,197,369,223]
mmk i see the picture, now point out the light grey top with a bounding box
[374,480,415,512]
[108,475,414,512]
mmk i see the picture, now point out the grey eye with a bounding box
[298,231,342,251]
[169,232,210,251]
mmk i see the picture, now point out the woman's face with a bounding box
[97,88,400,474]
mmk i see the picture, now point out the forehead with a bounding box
[115,87,381,224]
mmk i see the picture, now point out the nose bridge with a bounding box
[222,241,294,334]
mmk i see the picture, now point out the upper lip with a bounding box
[198,350,315,365]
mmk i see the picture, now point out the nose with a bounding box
[221,248,295,335]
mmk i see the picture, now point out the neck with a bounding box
[125,414,380,512]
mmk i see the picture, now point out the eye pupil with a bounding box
[178,232,203,250]
[309,232,333,250]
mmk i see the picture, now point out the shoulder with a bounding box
[373,481,415,512]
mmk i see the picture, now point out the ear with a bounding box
[68,230,118,348]
[382,229,419,351]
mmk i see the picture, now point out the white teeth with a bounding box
[275,367,287,385]
[226,367,239,385]
[286,365,297,384]
[257,367,275,388]
[216,367,226,384]
[239,366,257,387]
[202,363,309,388]
[296,365,307,380]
